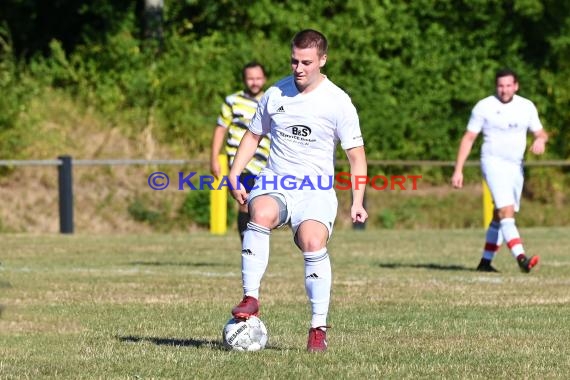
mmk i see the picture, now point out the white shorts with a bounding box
[248,176,338,237]
[481,159,523,212]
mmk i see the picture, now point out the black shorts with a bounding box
[239,172,257,193]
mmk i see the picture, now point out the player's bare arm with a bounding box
[346,145,368,223]
[451,131,478,189]
[228,130,263,204]
[210,125,227,178]
[529,129,548,155]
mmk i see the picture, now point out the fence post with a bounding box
[482,179,493,228]
[58,155,74,234]
[210,154,228,235]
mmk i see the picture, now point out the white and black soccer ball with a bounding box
[222,316,268,352]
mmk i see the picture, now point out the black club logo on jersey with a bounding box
[286,125,312,137]
[277,125,316,146]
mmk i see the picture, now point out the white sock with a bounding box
[242,222,270,299]
[304,248,331,328]
[482,221,503,260]
[500,218,525,258]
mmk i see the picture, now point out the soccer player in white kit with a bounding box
[452,69,548,273]
[227,29,368,352]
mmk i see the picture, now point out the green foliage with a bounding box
[523,166,567,204]
[179,189,237,228]
[1,1,569,232]
[0,1,136,57]
[127,197,163,226]
[377,209,396,229]
[179,190,210,227]
[126,194,182,233]
[374,195,482,229]
[127,192,238,231]
[0,27,36,160]
[1,0,569,164]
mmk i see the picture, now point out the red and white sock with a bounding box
[500,218,525,258]
[482,221,503,260]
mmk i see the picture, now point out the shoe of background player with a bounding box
[518,255,540,273]
[307,326,329,352]
[476,259,499,273]
[231,295,259,319]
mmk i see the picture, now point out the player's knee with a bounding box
[249,213,276,227]
[249,208,278,228]
[248,196,280,226]
[497,206,515,220]
[296,232,327,252]
[301,239,326,252]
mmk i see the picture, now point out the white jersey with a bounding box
[249,75,363,180]
[467,94,543,165]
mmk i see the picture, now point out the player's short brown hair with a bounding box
[291,29,328,57]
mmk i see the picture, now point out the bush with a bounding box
[0,27,36,161]
[127,197,165,226]
[179,188,237,228]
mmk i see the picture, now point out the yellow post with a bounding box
[210,154,228,235]
[482,179,493,228]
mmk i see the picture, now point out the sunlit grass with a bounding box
[1,228,569,379]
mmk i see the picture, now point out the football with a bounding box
[222,316,268,351]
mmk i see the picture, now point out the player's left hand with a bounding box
[351,205,368,224]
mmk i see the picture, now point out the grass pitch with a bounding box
[1,228,569,379]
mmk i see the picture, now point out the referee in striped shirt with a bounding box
[210,61,271,242]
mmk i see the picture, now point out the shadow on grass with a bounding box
[128,261,230,267]
[117,335,285,351]
[118,335,224,349]
[378,263,473,271]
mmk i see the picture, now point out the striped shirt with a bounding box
[217,90,271,175]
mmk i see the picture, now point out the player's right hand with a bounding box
[228,173,247,204]
[230,188,248,205]
[210,159,220,179]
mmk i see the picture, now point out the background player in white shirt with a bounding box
[452,69,548,273]
[227,29,368,352]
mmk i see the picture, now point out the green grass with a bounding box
[1,228,570,379]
